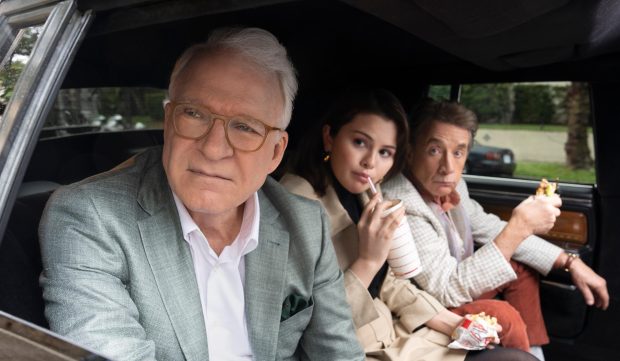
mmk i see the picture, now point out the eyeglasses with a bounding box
[168,101,283,152]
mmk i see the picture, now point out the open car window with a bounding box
[1,26,43,117]
[429,82,595,184]
[42,87,166,138]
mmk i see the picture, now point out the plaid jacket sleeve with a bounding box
[459,180,563,276]
[382,174,516,307]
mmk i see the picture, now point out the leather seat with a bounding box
[0,189,57,328]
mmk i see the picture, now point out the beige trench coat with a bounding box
[281,174,467,361]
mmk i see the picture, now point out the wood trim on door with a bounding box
[484,205,588,246]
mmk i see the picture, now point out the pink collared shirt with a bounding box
[415,183,474,262]
[173,192,259,361]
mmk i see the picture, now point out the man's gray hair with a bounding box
[169,27,298,128]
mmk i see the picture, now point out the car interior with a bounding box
[2,0,620,360]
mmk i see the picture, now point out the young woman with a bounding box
[281,88,536,361]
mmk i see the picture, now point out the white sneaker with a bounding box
[529,346,545,361]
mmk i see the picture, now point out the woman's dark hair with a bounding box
[290,87,409,196]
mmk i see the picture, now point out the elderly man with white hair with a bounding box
[39,27,364,361]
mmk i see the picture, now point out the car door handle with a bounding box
[541,280,577,291]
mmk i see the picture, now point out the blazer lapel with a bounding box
[244,189,289,361]
[137,159,209,361]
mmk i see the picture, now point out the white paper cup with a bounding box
[381,199,422,279]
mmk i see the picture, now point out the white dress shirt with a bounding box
[173,192,260,361]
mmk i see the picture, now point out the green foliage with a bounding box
[144,91,165,121]
[460,84,512,123]
[515,161,595,184]
[0,26,41,111]
[428,85,451,101]
[550,85,571,124]
[15,27,41,56]
[45,87,166,129]
[98,88,122,115]
[0,60,25,103]
[513,85,555,125]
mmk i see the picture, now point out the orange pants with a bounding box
[450,260,548,352]
[451,298,530,351]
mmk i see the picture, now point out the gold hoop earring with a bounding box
[323,153,331,162]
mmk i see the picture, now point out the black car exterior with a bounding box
[466,141,516,176]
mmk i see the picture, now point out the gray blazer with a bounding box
[39,147,363,361]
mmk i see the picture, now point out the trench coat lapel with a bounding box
[137,161,209,361]
[244,189,290,361]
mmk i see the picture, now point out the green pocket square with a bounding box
[281,294,313,322]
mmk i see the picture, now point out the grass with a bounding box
[479,124,592,133]
[515,162,596,184]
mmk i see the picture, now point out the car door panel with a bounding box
[464,174,596,339]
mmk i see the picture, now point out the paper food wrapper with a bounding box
[536,178,558,196]
[448,313,499,351]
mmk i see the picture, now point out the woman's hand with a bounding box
[488,323,502,348]
[349,193,404,288]
[424,309,502,346]
[425,309,463,336]
[444,312,502,350]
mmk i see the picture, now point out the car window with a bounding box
[0,0,87,239]
[0,25,43,120]
[42,87,167,138]
[429,82,595,184]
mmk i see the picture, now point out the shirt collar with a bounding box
[173,193,199,238]
[172,192,260,260]
[433,191,461,212]
[409,175,461,212]
[238,192,260,256]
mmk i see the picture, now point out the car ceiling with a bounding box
[349,0,620,70]
[65,0,620,90]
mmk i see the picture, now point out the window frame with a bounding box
[0,0,93,241]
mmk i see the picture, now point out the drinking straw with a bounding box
[367,176,382,201]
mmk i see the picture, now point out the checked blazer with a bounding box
[382,173,563,308]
